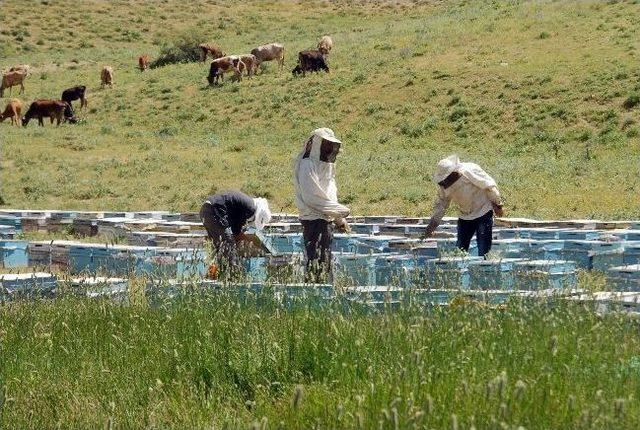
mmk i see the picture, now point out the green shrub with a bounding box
[150,29,208,68]
[622,93,640,109]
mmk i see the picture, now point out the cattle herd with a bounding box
[0,35,332,128]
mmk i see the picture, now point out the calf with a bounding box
[238,54,258,77]
[250,43,285,71]
[138,54,150,71]
[22,99,69,127]
[0,70,27,97]
[199,43,224,62]
[61,85,87,119]
[0,98,23,126]
[317,35,333,55]
[295,50,330,76]
[207,56,243,85]
[101,66,114,88]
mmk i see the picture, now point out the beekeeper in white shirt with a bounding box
[423,155,504,257]
[294,127,350,282]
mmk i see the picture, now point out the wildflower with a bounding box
[614,398,625,418]
[292,384,304,409]
[514,380,526,402]
[451,414,458,430]
[549,335,558,357]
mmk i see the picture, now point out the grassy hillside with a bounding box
[1,0,639,218]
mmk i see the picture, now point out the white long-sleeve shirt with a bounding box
[431,175,501,223]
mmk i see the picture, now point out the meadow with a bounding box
[1,292,640,429]
[2,1,640,428]
[0,0,638,218]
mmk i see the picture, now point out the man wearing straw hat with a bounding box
[423,155,504,257]
[294,127,350,282]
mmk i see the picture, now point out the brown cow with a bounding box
[317,35,333,55]
[138,55,150,71]
[250,43,285,71]
[207,56,243,85]
[199,43,224,62]
[0,99,23,126]
[22,100,69,127]
[238,54,258,77]
[0,70,27,97]
[101,66,114,88]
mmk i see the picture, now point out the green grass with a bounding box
[0,0,639,218]
[1,293,640,428]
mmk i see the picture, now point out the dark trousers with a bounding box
[457,210,493,257]
[301,219,333,283]
[200,203,239,272]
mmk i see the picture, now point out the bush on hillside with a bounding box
[150,30,208,68]
[622,93,640,110]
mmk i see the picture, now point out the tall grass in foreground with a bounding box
[1,292,640,429]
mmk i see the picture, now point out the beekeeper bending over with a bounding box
[423,155,504,257]
[200,190,272,274]
[294,128,350,282]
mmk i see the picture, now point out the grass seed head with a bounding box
[292,384,304,410]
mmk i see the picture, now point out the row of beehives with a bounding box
[1,209,639,239]
[2,273,640,317]
[2,237,640,291]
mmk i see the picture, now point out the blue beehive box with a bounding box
[518,228,558,240]
[494,228,519,239]
[434,239,478,257]
[69,244,99,274]
[623,243,640,265]
[0,225,15,239]
[467,258,526,290]
[353,235,399,253]
[332,234,364,253]
[0,240,29,268]
[0,216,22,233]
[244,257,267,281]
[260,233,303,254]
[620,231,640,241]
[334,253,378,286]
[176,249,207,278]
[591,249,624,272]
[513,260,577,290]
[418,257,481,290]
[374,255,416,286]
[411,243,439,258]
[557,230,601,241]
[607,265,640,291]
[0,272,57,298]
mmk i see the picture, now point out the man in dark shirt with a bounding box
[200,190,272,274]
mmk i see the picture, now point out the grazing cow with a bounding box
[138,54,150,71]
[199,43,224,62]
[250,43,285,71]
[295,50,330,76]
[317,35,333,55]
[101,66,114,88]
[238,54,258,77]
[61,85,87,119]
[22,99,69,127]
[0,70,28,97]
[0,98,23,126]
[207,56,243,85]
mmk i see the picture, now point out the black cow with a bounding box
[61,85,87,120]
[294,50,329,76]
